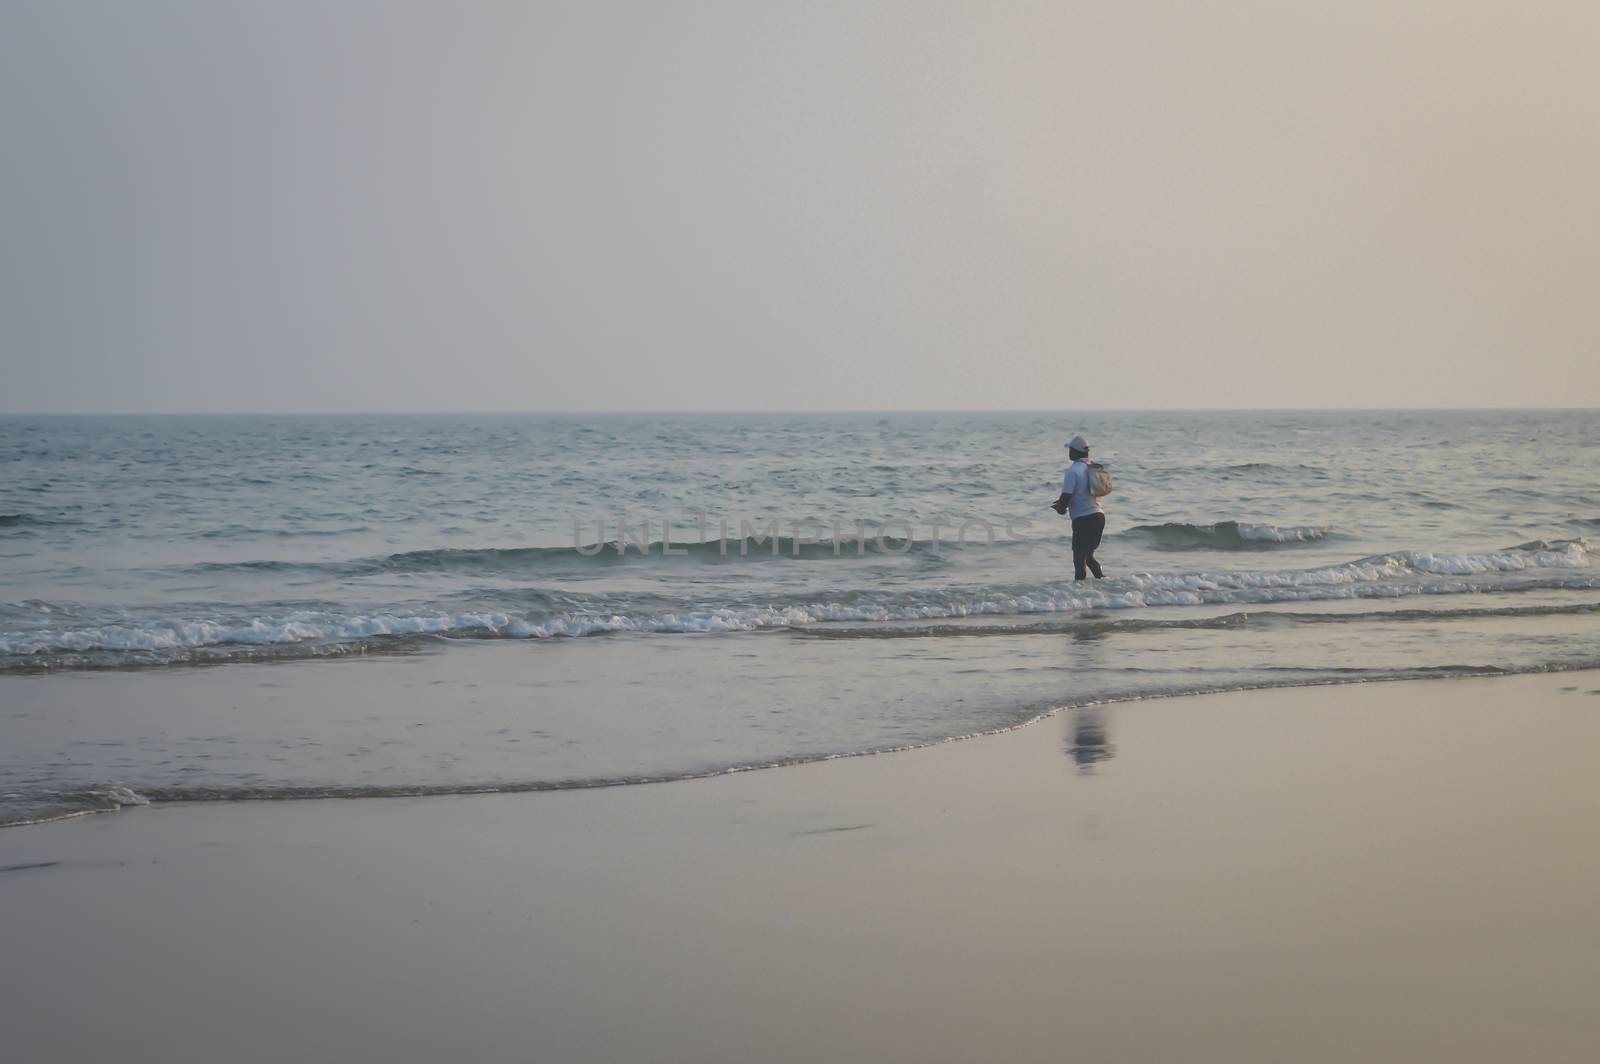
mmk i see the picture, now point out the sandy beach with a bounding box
[8,0,1598,1058]
[6,671,1600,1063]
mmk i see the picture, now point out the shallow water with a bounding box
[2,410,1596,824]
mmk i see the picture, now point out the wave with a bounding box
[193,524,372,540]
[181,546,597,578]
[130,518,1537,581]
[0,512,81,531]
[170,523,1562,582]
[180,535,967,579]
[386,536,950,567]
[8,658,1598,828]
[0,786,150,828]
[1217,462,1329,476]
[0,541,1590,670]
[1123,520,1332,550]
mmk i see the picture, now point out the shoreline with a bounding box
[7,661,1598,831]
[6,671,1600,1062]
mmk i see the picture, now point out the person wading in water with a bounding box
[1052,434,1106,581]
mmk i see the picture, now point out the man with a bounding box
[1052,434,1105,581]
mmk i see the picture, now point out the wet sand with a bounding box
[5,672,1600,1063]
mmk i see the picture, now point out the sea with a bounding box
[2,409,1596,827]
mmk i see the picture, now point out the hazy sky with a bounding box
[2,1,1597,413]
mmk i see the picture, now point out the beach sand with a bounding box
[5,671,1600,1063]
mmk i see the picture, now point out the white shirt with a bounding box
[1061,459,1104,519]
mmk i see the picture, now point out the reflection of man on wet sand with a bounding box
[1068,705,1115,771]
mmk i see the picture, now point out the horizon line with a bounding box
[1,404,1597,418]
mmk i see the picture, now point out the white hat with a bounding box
[1065,435,1089,452]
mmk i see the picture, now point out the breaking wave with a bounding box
[0,786,149,828]
[1123,520,1332,550]
[1,541,1589,670]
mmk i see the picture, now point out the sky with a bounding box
[2,1,1597,414]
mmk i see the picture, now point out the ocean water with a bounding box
[2,410,1596,826]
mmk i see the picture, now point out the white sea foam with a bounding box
[0,543,1588,658]
[1235,523,1327,542]
[92,786,150,808]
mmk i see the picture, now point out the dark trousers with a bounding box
[1071,512,1105,581]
